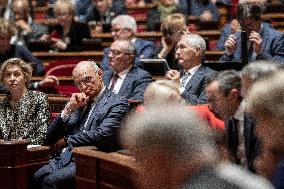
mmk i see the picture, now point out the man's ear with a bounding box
[194,47,201,56]
[97,69,103,77]
[230,88,240,99]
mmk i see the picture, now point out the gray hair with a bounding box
[125,40,136,55]
[241,60,283,82]
[111,15,137,33]
[77,60,99,71]
[246,71,284,121]
[122,104,217,163]
[207,70,241,96]
[182,34,206,56]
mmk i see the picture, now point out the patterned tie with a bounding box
[180,71,191,88]
[109,74,119,91]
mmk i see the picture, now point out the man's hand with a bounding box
[200,10,213,22]
[249,31,263,55]
[165,69,180,84]
[16,19,31,33]
[224,35,237,55]
[66,93,89,111]
[50,137,66,156]
[39,75,59,87]
[158,37,174,58]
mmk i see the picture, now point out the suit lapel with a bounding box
[185,66,205,90]
[83,90,109,131]
[103,70,114,87]
[118,67,135,96]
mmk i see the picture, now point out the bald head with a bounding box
[72,61,103,98]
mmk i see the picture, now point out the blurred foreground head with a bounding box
[121,104,217,189]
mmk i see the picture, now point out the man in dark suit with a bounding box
[32,61,130,189]
[86,0,126,32]
[165,34,216,105]
[101,15,156,71]
[220,3,284,63]
[206,70,253,169]
[103,40,152,101]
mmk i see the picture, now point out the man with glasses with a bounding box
[101,15,156,71]
[220,2,284,64]
[103,40,152,101]
[165,34,216,105]
[32,61,130,189]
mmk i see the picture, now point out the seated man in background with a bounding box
[157,13,188,69]
[86,0,126,32]
[220,2,284,63]
[101,15,156,71]
[121,104,273,189]
[103,40,152,101]
[11,0,48,47]
[166,34,216,105]
[32,61,130,189]
[0,18,58,93]
[246,71,284,189]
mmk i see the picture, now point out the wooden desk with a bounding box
[73,147,137,189]
[33,51,104,66]
[33,50,223,66]
[0,140,49,189]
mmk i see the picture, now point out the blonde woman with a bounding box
[0,58,50,145]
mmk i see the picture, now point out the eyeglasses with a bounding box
[74,75,95,88]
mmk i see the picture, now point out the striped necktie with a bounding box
[180,71,191,88]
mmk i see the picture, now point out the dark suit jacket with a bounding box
[181,65,216,105]
[101,38,156,71]
[46,89,129,164]
[86,0,126,31]
[220,23,284,63]
[225,113,259,172]
[0,44,45,76]
[103,66,152,101]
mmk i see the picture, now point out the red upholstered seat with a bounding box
[45,59,85,97]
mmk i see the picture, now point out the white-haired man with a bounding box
[166,34,216,105]
[101,15,156,71]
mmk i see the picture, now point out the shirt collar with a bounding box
[184,65,201,75]
[92,86,106,102]
[234,100,245,121]
[116,65,132,80]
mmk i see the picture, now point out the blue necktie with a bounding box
[180,71,191,88]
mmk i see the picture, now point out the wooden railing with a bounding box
[73,147,137,189]
[0,140,49,189]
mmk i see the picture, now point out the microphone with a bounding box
[241,29,248,66]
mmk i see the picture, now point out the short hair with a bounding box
[124,40,136,55]
[111,15,137,33]
[77,60,99,72]
[237,3,262,21]
[143,80,183,106]
[0,58,33,87]
[181,34,206,56]
[246,71,284,121]
[207,70,241,96]
[161,13,187,37]
[0,18,16,37]
[122,104,217,163]
[54,0,75,17]
[240,61,283,82]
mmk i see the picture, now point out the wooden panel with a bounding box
[73,147,137,189]
[0,141,29,189]
[0,141,50,189]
